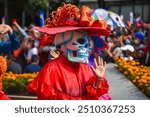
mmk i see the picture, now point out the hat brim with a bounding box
[36,26,110,36]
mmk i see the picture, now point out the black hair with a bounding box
[7,54,16,61]
[31,55,39,62]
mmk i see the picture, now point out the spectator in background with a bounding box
[121,45,135,61]
[12,21,40,69]
[24,55,41,73]
[145,28,150,66]
[122,35,131,45]
[12,20,28,38]
[112,39,123,58]
[104,36,115,63]
[0,33,9,42]
[6,54,22,74]
[134,32,145,50]
[27,24,41,40]
[135,49,145,65]
[26,39,38,63]
[0,24,20,54]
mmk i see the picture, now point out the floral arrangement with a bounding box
[45,3,107,28]
[0,56,7,91]
[115,57,150,97]
[45,3,80,27]
[2,72,38,94]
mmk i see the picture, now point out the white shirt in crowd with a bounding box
[27,47,38,60]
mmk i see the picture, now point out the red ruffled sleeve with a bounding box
[0,91,10,100]
[28,76,109,100]
[28,81,85,100]
[85,77,109,100]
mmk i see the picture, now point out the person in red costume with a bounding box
[27,3,111,100]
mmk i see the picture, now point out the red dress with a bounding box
[27,55,109,100]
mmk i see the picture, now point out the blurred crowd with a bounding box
[0,20,150,74]
[103,24,150,66]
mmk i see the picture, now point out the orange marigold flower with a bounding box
[0,56,7,74]
[148,87,150,90]
[124,71,128,75]
[0,56,7,91]
[133,80,136,83]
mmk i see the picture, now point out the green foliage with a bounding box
[28,0,49,11]
[0,0,80,25]
[3,77,29,94]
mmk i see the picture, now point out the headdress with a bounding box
[37,3,110,49]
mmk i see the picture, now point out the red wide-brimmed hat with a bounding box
[36,3,110,36]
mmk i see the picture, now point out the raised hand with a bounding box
[50,50,60,60]
[90,56,106,80]
[0,24,13,34]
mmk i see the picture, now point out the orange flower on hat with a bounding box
[45,3,80,28]
[38,3,110,36]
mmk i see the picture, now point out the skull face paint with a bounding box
[55,31,92,63]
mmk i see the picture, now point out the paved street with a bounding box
[106,63,149,100]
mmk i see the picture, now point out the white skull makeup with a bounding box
[54,31,92,63]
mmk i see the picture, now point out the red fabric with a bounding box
[39,35,52,65]
[39,35,53,46]
[145,39,150,53]
[0,91,10,100]
[27,55,109,100]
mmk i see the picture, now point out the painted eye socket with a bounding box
[77,38,85,44]
[85,44,88,48]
